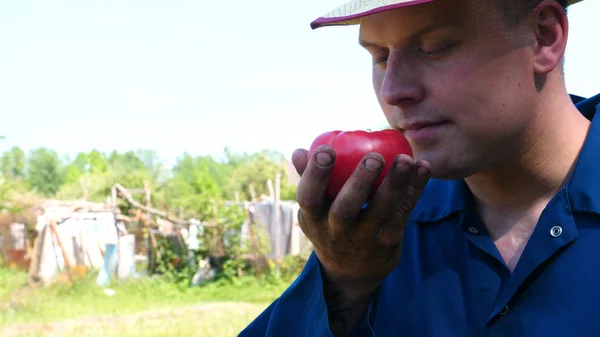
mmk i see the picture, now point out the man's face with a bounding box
[359,0,545,179]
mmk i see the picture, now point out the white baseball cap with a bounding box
[310,0,584,29]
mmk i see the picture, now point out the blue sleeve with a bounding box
[239,252,377,337]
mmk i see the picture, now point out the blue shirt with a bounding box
[240,93,600,337]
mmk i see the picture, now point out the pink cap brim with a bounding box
[310,0,584,30]
[310,0,437,30]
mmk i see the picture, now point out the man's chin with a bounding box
[412,153,473,181]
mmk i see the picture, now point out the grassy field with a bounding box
[0,266,296,336]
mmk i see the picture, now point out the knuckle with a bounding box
[298,210,318,238]
[329,206,354,226]
[371,213,389,228]
[297,198,320,214]
[404,183,421,200]
[395,198,416,215]
[298,216,313,237]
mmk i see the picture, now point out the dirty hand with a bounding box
[292,144,431,303]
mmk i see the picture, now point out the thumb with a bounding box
[292,149,309,176]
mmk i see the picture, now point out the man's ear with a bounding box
[531,0,569,75]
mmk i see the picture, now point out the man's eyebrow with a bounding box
[358,22,456,49]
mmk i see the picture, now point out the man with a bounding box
[241,0,599,336]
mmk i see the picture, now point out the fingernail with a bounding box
[364,158,382,172]
[417,165,430,177]
[316,152,332,167]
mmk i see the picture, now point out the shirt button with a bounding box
[550,226,563,238]
[468,227,479,234]
[499,305,508,315]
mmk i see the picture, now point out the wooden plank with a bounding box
[27,224,46,284]
[49,218,74,270]
[274,173,281,268]
[267,179,274,200]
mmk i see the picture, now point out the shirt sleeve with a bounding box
[238,252,377,337]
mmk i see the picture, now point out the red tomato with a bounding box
[307,129,413,200]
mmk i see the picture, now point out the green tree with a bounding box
[57,150,157,202]
[62,149,109,185]
[172,153,230,194]
[108,150,146,171]
[0,146,26,179]
[27,148,65,197]
[156,154,224,218]
[0,172,8,210]
[135,149,167,183]
[225,149,293,201]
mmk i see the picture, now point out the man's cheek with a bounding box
[372,69,384,96]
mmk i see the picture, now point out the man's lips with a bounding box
[400,120,452,141]
[401,120,451,131]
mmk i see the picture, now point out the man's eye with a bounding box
[371,52,389,65]
[418,43,456,57]
[373,56,388,65]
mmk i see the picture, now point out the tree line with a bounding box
[0,145,297,220]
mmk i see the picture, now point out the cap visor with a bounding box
[310,0,437,30]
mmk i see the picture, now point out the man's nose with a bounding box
[379,52,426,108]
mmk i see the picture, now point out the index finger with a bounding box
[356,155,431,241]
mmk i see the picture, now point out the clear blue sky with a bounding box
[0,0,598,168]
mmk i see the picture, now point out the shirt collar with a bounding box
[410,93,600,223]
[565,93,600,214]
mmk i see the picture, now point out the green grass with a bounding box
[0,267,28,299]
[0,267,297,336]
[2,303,269,337]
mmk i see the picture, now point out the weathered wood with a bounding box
[111,186,118,213]
[42,200,111,213]
[112,183,189,227]
[267,179,274,199]
[144,181,152,229]
[49,218,74,270]
[116,214,133,223]
[80,177,89,201]
[290,203,301,256]
[120,208,161,259]
[72,236,84,265]
[27,224,47,285]
[274,173,281,266]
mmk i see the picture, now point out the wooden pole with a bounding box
[27,224,48,285]
[111,186,118,213]
[290,202,300,256]
[144,181,151,227]
[80,177,89,201]
[267,179,274,200]
[143,181,160,260]
[211,199,224,257]
[112,183,191,227]
[274,173,281,273]
[249,183,257,201]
